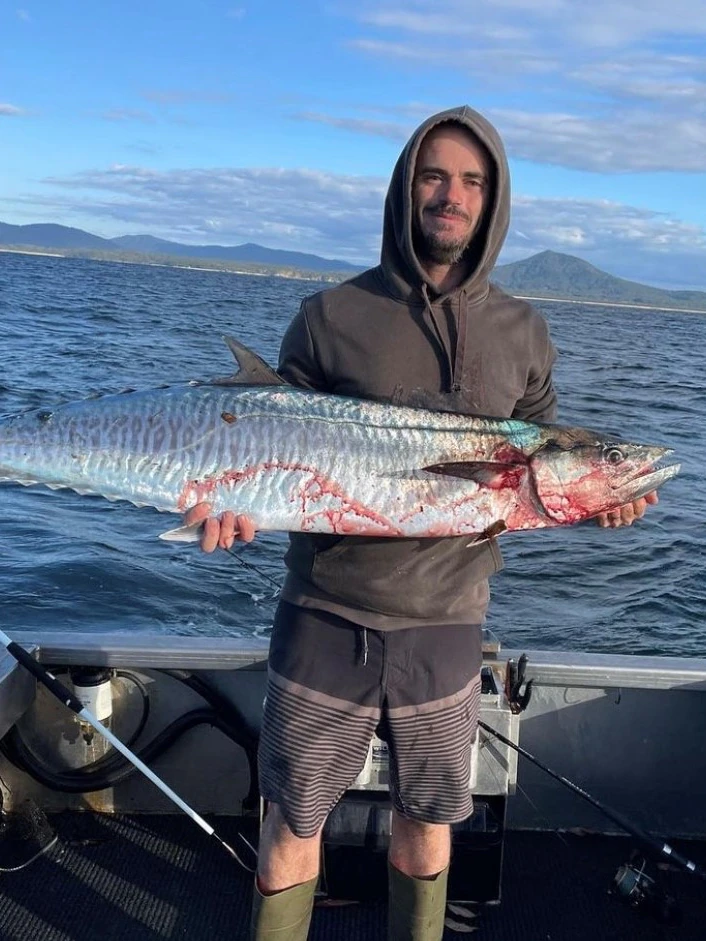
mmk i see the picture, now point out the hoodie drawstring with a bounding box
[451,289,468,393]
[421,282,456,392]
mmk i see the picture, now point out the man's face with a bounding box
[412,125,490,266]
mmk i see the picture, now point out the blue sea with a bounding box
[1,252,703,657]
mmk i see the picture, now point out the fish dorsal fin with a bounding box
[213,336,287,387]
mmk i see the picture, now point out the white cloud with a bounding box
[494,108,706,172]
[570,56,706,110]
[295,104,706,172]
[350,0,706,47]
[336,0,706,177]
[509,196,706,253]
[29,165,387,264]
[294,111,409,141]
[320,0,706,175]
[348,37,559,75]
[16,9,30,21]
[0,103,24,116]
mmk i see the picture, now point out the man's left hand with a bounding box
[596,491,659,528]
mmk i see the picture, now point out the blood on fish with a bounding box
[493,445,526,466]
[178,461,399,534]
[0,344,679,539]
[482,466,525,490]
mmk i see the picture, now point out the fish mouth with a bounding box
[613,447,681,503]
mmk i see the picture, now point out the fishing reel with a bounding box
[504,653,533,714]
[610,852,681,925]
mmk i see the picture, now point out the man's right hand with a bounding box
[183,503,256,553]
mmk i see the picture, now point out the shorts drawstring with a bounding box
[359,627,368,666]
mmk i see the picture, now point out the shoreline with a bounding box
[514,293,706,315]
[0,246,332,283]
[2,247,705,312]
[0,247,65,258]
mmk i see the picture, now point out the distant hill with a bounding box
[2,222,706,310]
[0,222,109,250]
[0,222,360,274]
[492,250,706,311]
[110,234,360,272]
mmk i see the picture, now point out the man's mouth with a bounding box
[428,206,470,223]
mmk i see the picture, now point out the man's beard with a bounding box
[414,204,475,266]
[418,231,471,265]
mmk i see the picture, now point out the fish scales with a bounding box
[176,387,519,536]
[0,338,680,542]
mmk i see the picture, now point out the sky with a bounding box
[1,1,706,289]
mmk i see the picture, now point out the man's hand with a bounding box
[596,491,659,528]
[184,503,256,553]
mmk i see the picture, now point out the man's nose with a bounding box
[441,176,464,204]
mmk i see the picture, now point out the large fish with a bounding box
[0,338,679,542]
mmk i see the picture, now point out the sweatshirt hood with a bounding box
[381,105,510,303]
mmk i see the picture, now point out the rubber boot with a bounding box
[250,875,317,940]
[388,861,449,941]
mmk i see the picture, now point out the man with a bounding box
[187,106,656,940]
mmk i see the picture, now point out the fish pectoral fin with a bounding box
[158,523,204,543]
[466,520,508,546]
[422,461,519,485]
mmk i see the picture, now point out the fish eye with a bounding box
[604,446,625,465]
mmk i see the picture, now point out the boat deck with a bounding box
[1,812,704,940]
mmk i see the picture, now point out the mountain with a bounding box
[2,222,706,309]
[0,222,360,274]
[492,250,706,310]
[109,235,360,272]
[0,222,109,250]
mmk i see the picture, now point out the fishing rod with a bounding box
[224,545,282,595]
[478,718,706,882]
[0,629,254,871]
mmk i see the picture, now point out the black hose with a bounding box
[1,707,257,800]
[159,669,260,746]
[157,669,261,809]
[0,667,260,809]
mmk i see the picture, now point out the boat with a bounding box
[1,627,704,939]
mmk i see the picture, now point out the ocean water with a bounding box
[1,252,703,657]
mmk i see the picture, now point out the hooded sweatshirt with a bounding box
[277,105,557,630]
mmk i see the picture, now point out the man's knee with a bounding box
[392,810,450,838]
[257,803,324,893]
[390,811,451,877]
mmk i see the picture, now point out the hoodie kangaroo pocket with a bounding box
[310,535,501,619]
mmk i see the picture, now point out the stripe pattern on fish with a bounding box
[0,338,680,542]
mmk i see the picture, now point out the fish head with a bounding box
[529,427,680,525]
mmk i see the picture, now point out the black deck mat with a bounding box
[0,813,704,940]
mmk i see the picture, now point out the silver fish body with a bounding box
[0,339,680,541]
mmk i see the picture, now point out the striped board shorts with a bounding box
[258,601,483,838]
